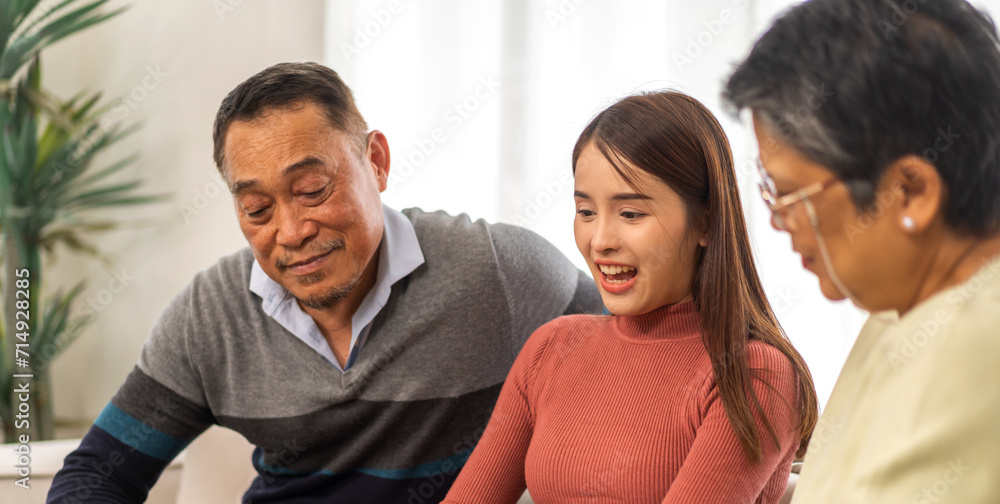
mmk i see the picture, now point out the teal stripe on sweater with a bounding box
[356,449,471,479]
[257,449,471,479]
[95,402,189,461]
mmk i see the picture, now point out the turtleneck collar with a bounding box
[613,300,702,342]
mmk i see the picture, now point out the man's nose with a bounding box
[274,205,318,248]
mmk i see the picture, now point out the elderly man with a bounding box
[47,62,602,503]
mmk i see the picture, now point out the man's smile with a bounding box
[277,240,346,276]
[285,249,333,275]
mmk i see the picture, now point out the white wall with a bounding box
[40,0,1000,425]
[321,0,1000,410]
[322,0,868,409]
[43,0,326,423]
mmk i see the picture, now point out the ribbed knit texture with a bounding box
[443,300,800,504]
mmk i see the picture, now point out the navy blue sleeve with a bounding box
[47,422,173,503]
[47,367,214,503]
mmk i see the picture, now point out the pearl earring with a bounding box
[902,216,915,230]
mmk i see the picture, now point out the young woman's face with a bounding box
[574,142,706,316]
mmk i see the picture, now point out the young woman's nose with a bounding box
[590,217,621,253]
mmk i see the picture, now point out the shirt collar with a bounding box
[365,203,425,309]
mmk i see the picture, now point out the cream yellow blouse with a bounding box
[792,255,1000,503]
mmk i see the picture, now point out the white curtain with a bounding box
[322,0,1000,407]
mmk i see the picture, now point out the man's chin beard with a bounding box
[296,276,361,310]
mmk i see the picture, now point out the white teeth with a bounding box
[598,264,636,275]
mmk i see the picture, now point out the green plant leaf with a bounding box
[15,0,86,44]
[64,194,166,213]
[69,152,139,189]
[38,227,98,257]
[0,1,123,80]
[0,1,43,58]
[63,179,143,205]
[0,0,158,442]
[35,122,139,209]
[32,282,91,372]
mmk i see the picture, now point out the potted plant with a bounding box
[0,0,162,442]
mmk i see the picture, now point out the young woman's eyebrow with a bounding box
[573,190,651,201]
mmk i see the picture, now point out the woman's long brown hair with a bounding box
[572,91,818,461]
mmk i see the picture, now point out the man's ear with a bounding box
[882,154,944,234]
[366,130,391,192]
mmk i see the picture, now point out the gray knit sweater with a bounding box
[47,208,603,504]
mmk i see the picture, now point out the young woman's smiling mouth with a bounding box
[595,260,638,294]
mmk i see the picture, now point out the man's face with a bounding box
[223,102,387,311]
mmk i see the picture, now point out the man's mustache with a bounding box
[274,239,345,270]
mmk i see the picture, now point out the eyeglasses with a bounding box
[756,159,839,230]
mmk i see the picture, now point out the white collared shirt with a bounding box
[248,203,425,371]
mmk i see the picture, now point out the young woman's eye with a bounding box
[621,211,645,220]
[577,209,595,218]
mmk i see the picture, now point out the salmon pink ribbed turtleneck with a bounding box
[443,301,800,504]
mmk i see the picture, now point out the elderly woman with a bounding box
[724,0,1000,502]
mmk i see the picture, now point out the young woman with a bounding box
[442,92,818,504]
